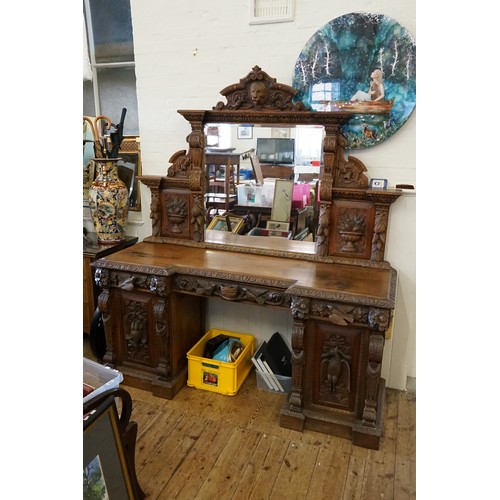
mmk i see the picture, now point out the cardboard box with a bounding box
[187,329,255,396]
[83,357,123,405]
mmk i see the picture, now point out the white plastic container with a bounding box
[255,370,292,394]
[237,183,260,206]
[237,181,276,207]
[83,357,123,404]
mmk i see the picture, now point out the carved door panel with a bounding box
[329,200,375,259]
[160,189,193,239]
[116,289,166,375]
[306,320,370,415]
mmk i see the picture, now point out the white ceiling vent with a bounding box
[249,0,295,25]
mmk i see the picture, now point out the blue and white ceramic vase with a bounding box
[88,158,129,243]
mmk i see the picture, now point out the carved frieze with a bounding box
[310,300,391,334]
[173,275,289,307]
[311,302,367,326]
[94,268,170,297]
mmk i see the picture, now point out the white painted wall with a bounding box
[122,0,416,389]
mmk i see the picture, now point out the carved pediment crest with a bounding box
[213,66,307,112]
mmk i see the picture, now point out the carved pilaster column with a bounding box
[322,126,340,179]
[191,193,206,243]
[315,203,330,257]
[186,120,206,242]
[153,299,169,378]
[187,128,205,186]
[362,307,390,427]
[149,276,171,378]
[289,296,310,411]
[150,189,161,237]
[94,268,115,366]
[371,204,390,262]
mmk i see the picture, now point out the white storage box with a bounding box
[236,181,275,207]
[83,357,123,404]
[256,370,292,394]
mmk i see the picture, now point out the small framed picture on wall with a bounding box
[237,125,253,139]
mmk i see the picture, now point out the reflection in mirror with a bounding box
[204,125,323,247]
[114,136,142,211]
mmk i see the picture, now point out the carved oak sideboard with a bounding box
[93,239,397,449]
[91,67,404,449]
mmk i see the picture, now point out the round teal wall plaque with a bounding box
[292,12,416,150]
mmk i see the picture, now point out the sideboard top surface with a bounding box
[93,241,397,307]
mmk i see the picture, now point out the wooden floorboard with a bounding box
[120,373,415,500]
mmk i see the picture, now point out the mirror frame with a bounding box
[138,66,402,267]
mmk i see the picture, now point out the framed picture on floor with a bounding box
[207,215,245,234]
[83,395,135,500]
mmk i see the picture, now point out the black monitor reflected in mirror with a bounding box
[256,138,295,165]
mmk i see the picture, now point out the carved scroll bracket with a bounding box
[334,133,369,188]
[362,332,385,427]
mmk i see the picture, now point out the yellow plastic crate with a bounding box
[187,329,255,396]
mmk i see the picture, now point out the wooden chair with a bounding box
[205,153,239,212]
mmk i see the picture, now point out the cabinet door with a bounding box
[306,320,370,415]
[113,288,204,380]
[115,289,166,373]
